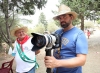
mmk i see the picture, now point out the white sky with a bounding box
[20,0,59,27]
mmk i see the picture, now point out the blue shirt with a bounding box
[53,27,88,73]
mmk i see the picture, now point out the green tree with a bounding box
[59,0,100,31]
[38,12,48,31]
[0,0,47,15]
[33,23,45,33]
[0,0,47,48]
[0,14,18,47]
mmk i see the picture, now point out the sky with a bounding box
[19,0,59,27]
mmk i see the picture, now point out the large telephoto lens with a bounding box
[31,33,60,51]
[31,33,47,51]
[35,36,46,47]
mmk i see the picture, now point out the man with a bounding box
[10,26,40,73]
[44,4,88,73]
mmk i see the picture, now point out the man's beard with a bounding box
[60,21,70,28]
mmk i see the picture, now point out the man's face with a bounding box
[15,29,26,40]
[57,14,72,28]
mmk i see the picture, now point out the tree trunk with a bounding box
[4,0,13,49]
[80,16,84,31]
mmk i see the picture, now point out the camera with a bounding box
[31,33,60,51]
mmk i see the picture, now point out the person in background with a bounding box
[44,4,88,73]
[87,30,90,39]
[10,26,40,73]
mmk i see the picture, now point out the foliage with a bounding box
[0,0,47,15]
[38,12,48,31]
[54,20,60,27]
[97,19,100,24]
[72,18,80,26]
[47,21,60,33]
[0,0,47,47]
[33,23,45,34]
[0,15,18,43]
[31,20,60,34]
[26,27,34,36]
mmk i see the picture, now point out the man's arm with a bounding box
[44,54,87,68]
[57,54,86,68]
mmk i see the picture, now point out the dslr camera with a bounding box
[31,32,61,51]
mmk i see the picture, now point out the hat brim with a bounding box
[10,27,28,36]
[53,11,77,20]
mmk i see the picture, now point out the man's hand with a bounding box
[35,50,40,55]
[44,56,59,68]
[44,54,87,68]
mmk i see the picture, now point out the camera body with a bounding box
[31,33,60,51]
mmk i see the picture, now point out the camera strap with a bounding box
[16,43,39,69]
[56,31,64,73]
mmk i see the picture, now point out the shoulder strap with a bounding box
[16,43,39,69]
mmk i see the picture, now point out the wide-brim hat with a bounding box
[10,26,28,36]
[53,4,78,20]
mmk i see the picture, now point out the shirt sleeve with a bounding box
[76,32,88,54]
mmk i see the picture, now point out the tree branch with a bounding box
[9,5,14,27]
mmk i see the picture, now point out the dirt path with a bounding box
[0,29,100,73]
[83,29,100,73]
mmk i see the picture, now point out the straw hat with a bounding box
[10,26,28,36]
[53,4,78,20]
